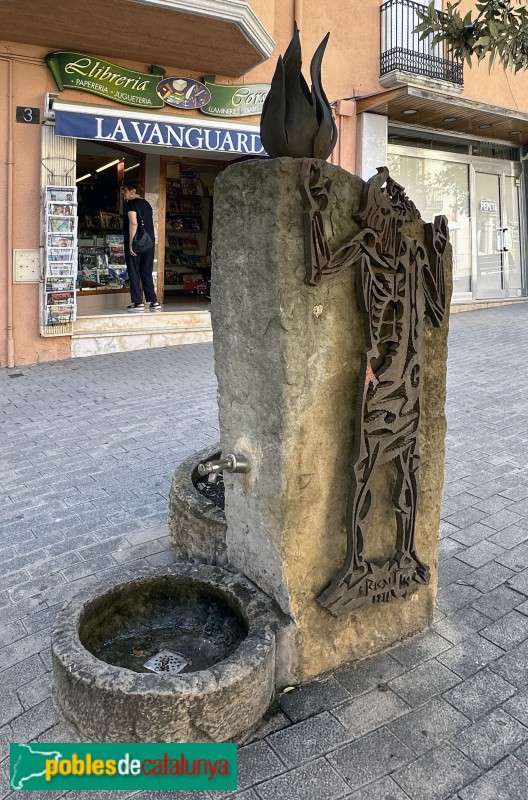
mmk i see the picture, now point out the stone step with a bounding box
[71,310,212,357]
[73,309,211,334]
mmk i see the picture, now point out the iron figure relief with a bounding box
[299,162,449,616]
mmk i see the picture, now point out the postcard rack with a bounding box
[41,185,78,336]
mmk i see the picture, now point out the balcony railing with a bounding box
[380,0,463,85]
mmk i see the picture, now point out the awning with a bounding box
[54,101,265,156]
[356,86,528,146]
[0,0,274,77]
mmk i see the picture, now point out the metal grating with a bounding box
[143,649,189,675]
[380,0,463,85]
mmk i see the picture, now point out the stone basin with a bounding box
[52,564,278,742]
[169,444,227,566]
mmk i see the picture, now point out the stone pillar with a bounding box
[212,158,451,682]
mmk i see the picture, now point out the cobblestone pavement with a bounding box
[1,304,528,799]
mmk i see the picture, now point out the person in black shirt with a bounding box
[123,182,161,311]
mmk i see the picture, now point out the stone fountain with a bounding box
[53,26,452,742]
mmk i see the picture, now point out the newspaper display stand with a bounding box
[42,186,78,334]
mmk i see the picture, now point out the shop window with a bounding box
[387,152,472,297]
[76,142,142,293]
[163,162,221,303]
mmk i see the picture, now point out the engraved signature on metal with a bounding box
[300,161,449,616]
[260,23,337,160]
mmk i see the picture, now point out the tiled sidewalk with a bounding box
[1,305,528,799]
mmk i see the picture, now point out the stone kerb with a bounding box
[212,157,451,681]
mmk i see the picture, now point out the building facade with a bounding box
[1,0,528,367]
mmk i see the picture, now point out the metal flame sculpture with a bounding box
[260,23,337,160]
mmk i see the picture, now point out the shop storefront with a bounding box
[44,101,266,323]
[387,132,525,304]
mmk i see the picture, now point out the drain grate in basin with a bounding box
[144,650,189,675]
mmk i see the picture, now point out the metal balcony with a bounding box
[380,0,463,86]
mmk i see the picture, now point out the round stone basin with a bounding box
[85,578,246,675]
[52,564,278,742]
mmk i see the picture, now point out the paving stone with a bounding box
[458,755,528,800]
[452,708,528,769]
[443,667,516,720]
[388,697,470,755]
[488,525,528,549]
[443,508,488,529]
[16,672,53,710]
[392,742,480,800]
[509,497,528,516]
[0,620,27,649]
[0,631,50,672]
[111,539,169,565]
[437,557,473,587]
[460,561,514,593]
[442,493,484,513]
[10,698,58,741]
[438,538,467,560]
[470,584,525,620]
[124,525,168,546]
[267,712,349,766]
[145,550,179,567]
[436,635,504,678]
[44,534,98,559]
[0,691,23,728]
[480,610,528,650]
[481,508,524,531]
[503,687,528,727]
[507,568,528,595]
[495,541,528,572]
[344,775,412,800]
[389,630,451,669]
[332,688,410,739]
[517,599,528,615]
[255,758,349,800]
[59,555,114,583]
[328,727,413,793]
[8,573,66,605]
[474,495,514,514]
[27,553,84,582]
[440,520,461,539]
[455,540,506,568]
[433,607,492,645]
[444,479,476,499]
[500,485,528,502]
[235,740,285,791]
[388,660,460,708]
[490,641,528,688]
[238,710,290,745]
[435,584,483,615]
[278,676,350,723]
[335,652,405,696]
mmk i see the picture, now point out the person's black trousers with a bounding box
[126,249,158,304]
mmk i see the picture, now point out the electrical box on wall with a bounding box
[13,250,41,283]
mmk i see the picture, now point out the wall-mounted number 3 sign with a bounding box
[16,106,40,124]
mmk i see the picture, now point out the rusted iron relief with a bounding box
[300,161,449,616]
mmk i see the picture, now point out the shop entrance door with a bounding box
[475,171,505,298]
[474,169,523,299]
